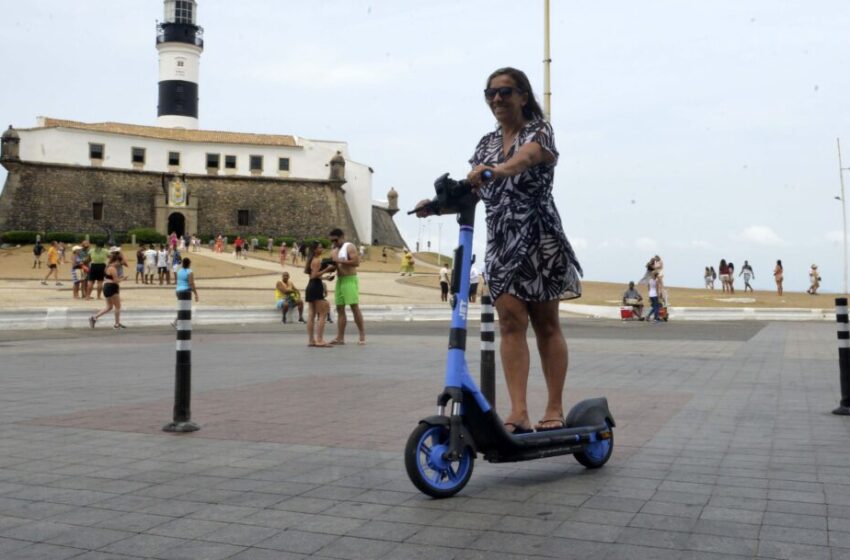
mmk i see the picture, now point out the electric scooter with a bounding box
[404,172,615,498]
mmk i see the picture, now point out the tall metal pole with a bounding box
[543,0,551,121]
[839,138,848,296]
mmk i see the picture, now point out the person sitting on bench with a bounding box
[622,281,644,320]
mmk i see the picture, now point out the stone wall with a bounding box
[371,206,406,248]
[0,161,358,241]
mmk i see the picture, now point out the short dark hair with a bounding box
[486,67,544,121]
[329,228,344,238]
[182,258,191,268]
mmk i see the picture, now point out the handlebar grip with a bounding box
[481,169,494,180]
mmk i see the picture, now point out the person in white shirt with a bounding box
[157,245,170,285]
[143,245,158,284]
[469,264,480,303]
[439,265,450,302]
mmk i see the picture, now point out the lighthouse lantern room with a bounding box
[156,0,203,129]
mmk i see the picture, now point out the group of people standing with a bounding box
[273,228,366,348]
[703,260,818,296]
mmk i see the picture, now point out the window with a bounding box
[92,202,103,221]
[206,153,220,169]
[237,210,251,226]
[225,155,237,169]
[250,155,263,172]
[175,0,194,24]
[89,143,104,160]
[278,157,290,171]
[131,147,145,164]
[168,151,180,166]
[177,60,184,67]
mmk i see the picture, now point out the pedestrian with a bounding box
[32,239,45,269]
[329,228,366,345]
[304,241,335,347]
[234,236,243,259]
[727,262,735,294]
[710,266,717,288]
[171,257,199,328]
[400,249,414,276]
[58,242,66,264]
[143,244,157,284]
[416,66,583,433]
[171,247,182,276]
[704,266,713,289]
[807,264,821,295]
[89,251,126,329]
[135,245,145,284]
[215,235,223,253]
[251,237,259,254]
[86,241,109,299]
[157,244,170,285]
[77,240,90,297]
[439,263,450,302]
[645,270,664,323]
[469,263,480,303]
[739,260,755,292]
[774,259,784,296]
[41,241,62,286]
[718,259,730,293]
[279,242,288,268]
[291,242,299,265]
[169,232,178,251]
[70,246,83,298]
[267,236,274,255]
[381,246,388,263]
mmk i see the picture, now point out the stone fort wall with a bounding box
[0,162,359,241]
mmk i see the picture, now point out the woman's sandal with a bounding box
[504,422,533,435]
[535,418,566,432]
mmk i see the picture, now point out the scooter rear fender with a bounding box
[565,397,616,429]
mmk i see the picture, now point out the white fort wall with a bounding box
[14,126,373,242]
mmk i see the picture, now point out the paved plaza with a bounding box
[0,318,848,559]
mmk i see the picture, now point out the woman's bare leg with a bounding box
[306,302,316,345]
[529,299,567,428]
[494,294,531,430]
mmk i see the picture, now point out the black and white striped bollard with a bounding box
[833,297,850,416]
[163,290,200,432]
[480,286,496,408]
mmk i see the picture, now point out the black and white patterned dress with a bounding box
[470,118,582,302]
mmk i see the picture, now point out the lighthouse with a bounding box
[156,0,203,129]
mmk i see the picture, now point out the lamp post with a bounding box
[543,0,552,121]
[838,138,849,295]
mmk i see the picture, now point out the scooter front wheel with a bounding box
[574,428,614,469]
[405,423,474,498]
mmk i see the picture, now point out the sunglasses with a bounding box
[484,86,522,100]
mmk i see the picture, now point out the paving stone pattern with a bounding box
[0,319,847,559]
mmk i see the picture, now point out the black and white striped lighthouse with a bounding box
[156,0,203,129]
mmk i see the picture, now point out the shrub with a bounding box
[303,237,331,249]
[1,231,40,244]
[44,232,85,243]
[127,228,166,245]
[274,236,296,247]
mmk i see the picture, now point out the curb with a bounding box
[560,303,835,322]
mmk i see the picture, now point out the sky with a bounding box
[2,0,849,294]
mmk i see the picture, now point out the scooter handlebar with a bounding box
[407,169,494,216]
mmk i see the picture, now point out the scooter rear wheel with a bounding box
[405,423,474,498]
[574,428,614,469]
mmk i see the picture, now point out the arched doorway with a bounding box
[167,212,186,237]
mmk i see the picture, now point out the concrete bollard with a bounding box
[163,290,200,432]
[834,298,850,415]
[480,286,496,409]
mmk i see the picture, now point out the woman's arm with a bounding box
[188,272,199,302]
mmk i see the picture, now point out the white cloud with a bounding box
[570,237,589,250]
[738,225,784,246]
[635,237,658,251]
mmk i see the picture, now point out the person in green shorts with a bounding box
[329,228,366,345]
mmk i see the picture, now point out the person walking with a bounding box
[774,259,784,296]
[400,249,415,276]
[32,239,45,269]
[416,66,582,434]
[157,244,169,285]
[86,241,109,299]
[645,270,664,323]
[89,252,126,329]
[304,242,335,347]
[135,245,145,284]
[727,262,736,294]
[234,236,243,259]
[439,264,450,302]
[807,264,821,295]
[469,263,480,303]
[704,266,713,289]
[171,257,199,328]
[739,260,755,293]
[329,228,366,345]
[41,241,62,286]
[143,244,157,284]
[267,236,274,255]
[279,242,288,268]
[215,235,223,253]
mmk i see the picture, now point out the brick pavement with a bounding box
[0,320,847,559]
